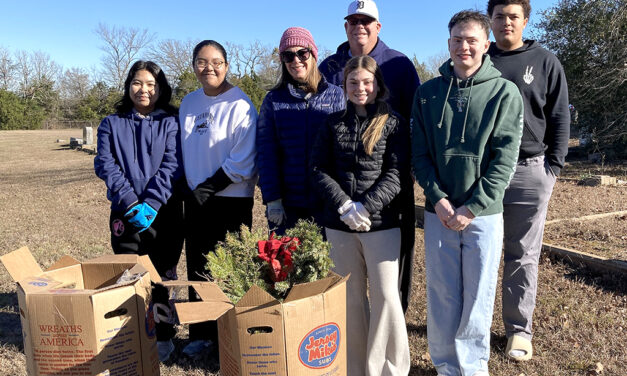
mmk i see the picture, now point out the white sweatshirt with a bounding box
[180,86,258,197]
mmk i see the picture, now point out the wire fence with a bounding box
[41,120,100,130]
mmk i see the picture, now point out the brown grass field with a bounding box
[0,129,625,375]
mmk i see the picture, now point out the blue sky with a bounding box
[0,0,559,73]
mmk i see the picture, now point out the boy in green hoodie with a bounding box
[411,10,523,376]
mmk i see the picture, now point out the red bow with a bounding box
[257,233,299,283]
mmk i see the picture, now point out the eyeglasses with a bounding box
[346,17,375,26]
[280,48,312,63]
[195,59,225,70]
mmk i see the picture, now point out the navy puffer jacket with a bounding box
[256,77,345,208]
[310,102,410,232]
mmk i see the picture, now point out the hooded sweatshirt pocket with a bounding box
[439,153,480,206]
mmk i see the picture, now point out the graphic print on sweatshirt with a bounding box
[193,111,214,135]
[523,66,534,85]
[450,91,468,113]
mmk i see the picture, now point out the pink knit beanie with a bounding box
[279,27,319,61]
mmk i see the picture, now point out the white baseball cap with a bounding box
[345,0,379,21]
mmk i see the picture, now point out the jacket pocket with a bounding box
[439,153,480,206]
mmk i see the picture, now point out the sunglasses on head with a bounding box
[280,48,312,63]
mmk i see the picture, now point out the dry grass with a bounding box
[0,130,625,375]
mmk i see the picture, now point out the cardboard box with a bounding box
[174,273,348,376]
[1,247,161,376]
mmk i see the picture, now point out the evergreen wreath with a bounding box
[205,219,334,303]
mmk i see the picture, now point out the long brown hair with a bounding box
[342,55,390,155]
[272,49,321,94]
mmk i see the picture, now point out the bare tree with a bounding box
[226,40,271,79]
[31,51,61,83]
[59,67,91,100]
[426,50,450,78]
[146,38,197,86]
[256,47,281,88]
[95,23,154,92]
[0,46,16,91]
[15,50,32,98]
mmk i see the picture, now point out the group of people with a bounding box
[93,0,570,375]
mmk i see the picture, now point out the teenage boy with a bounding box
[319,0,420,312]
[411,10,523,376]
[487,0,570,361]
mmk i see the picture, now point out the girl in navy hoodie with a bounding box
[94,60,183,361]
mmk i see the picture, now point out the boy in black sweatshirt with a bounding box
[487,0,570,362]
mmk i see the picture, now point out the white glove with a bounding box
[267,199,286,225]
[338,200,353,215]
[340,202,371,231]
[356,222,371,232]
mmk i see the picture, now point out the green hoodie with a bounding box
[411,55,523,217]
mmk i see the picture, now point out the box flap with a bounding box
[1,246,42,281]
[326,271,349,288]
[175,301,232,324]
[284,275,334,303]
[193,283,231,303]
[84,254,162,283]
[46,255,81,271]
[236,284,277,307]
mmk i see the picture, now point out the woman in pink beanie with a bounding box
[256,27,345,234]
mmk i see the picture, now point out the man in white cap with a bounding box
[320,0,420,121]
[319,0,419,317]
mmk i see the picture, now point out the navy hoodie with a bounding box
[319,38,420,122]
[94,110,182,212]
[488,40,570,175]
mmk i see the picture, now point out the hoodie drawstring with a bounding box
[130,119,137,162]
[460,78,474,144]
[437,78,454,129]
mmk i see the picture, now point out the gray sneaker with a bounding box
[157,339,175,362]
[182,339,214,360]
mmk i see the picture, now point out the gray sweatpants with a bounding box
[502,156,556,340]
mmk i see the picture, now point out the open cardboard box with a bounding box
[3,246,348,376]
[169,273,348,376]
[1,247,161,376]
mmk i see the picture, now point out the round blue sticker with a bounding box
[298,322,340,369]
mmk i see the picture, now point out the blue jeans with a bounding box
[425,212,503,376]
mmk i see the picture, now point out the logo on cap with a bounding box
[358,1,364,8]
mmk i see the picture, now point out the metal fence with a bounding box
[41,120,100,130]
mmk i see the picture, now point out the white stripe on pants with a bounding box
[325,227,410,376]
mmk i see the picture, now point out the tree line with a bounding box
[1,0,624,157]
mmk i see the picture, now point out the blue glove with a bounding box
[125,203,157,233]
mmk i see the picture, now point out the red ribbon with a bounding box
[257,233,299,283]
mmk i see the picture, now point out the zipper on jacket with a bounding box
[523,120,542,143]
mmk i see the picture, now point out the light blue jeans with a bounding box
[424,211,503,376]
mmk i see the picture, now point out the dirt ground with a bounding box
[0,130,625,375]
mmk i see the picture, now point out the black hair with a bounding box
[487,0,531,18]
[448,10,492,38]
[115,60,177,115]
[192,40,228,65]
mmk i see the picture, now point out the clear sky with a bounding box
[0,0,559,73]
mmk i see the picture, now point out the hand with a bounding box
[434,198,456,229]
[340,202,371,231]
[192,168,233,206]
[338,200,353,215]
[445,205,474,231]
[125,203,157,233]
[353,202,371,232]
[267,199,286,226]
